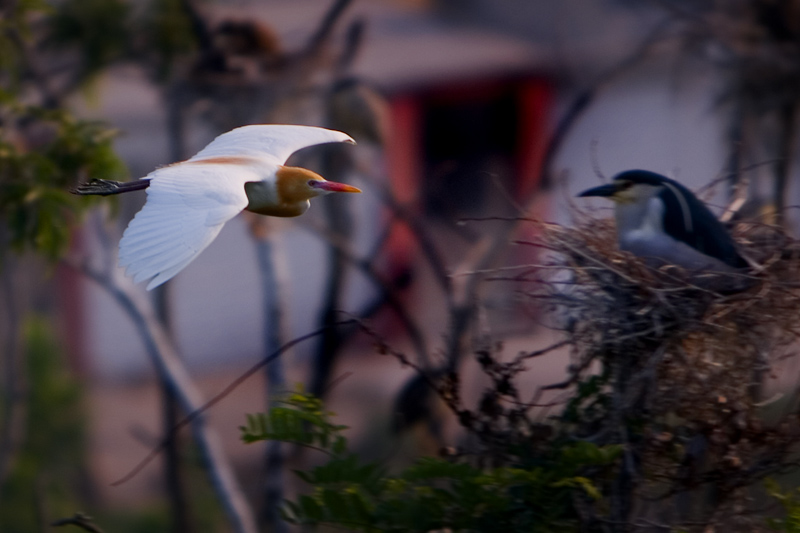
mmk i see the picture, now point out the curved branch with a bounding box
[304,0,354,55]
[68,260,258,533]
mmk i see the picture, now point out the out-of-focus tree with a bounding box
[0,0,127,259]
[0,318,88,533]
[0,5,126,521]
[4,0,373,530]
[1,2,256,532]
[653,0,800,224]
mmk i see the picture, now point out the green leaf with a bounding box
[552,476,602,500]
[298,495,324,522]
[241,389,351,456]
[47,0,131,76]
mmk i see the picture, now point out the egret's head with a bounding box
[577,170,668,205]
[277,166,361,203]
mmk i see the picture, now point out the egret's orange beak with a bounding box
[311,180,361,193]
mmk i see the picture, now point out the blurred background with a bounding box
[2,0,800,531]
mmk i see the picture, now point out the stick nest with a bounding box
[523,210,800,507]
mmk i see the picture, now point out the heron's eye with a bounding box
[618,181,633,190]
[307,180,318,187]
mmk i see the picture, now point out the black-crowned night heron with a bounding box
[578,170,748,273]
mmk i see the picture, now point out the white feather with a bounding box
[190,124,354,164]
[119,164,249,290]
[118,125,354,290]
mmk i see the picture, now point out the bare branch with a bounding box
[65,259,258,533]
[51,513,105,533]
[0,256,26,489]
[304,0,355,55]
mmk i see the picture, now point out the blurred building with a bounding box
[72,0,739,378]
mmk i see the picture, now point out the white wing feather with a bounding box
[119,163,253,290]
[190,124,354,164]
[119,124,353,290]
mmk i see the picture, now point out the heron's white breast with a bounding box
[616,196,664,247]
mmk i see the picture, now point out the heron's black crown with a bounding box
[613,169,676,186]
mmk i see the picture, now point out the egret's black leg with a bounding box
[72,179,151,196]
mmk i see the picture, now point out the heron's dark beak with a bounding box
[577,183,618,198]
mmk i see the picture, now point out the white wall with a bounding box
[554,61,729,219]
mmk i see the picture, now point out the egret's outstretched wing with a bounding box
[190,124,355,165]
[118,163,253,290]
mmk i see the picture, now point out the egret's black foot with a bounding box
[72,179,150,196]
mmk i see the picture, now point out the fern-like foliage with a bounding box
[240,389,348,454]
[242,389,621,532]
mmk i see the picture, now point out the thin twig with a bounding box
[299,219,430,367]
[51,513,105,533]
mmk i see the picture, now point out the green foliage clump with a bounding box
[0,317,88,532]
[0,106,125,259]
[242,388,349,454]
[242,389,621,532]
[141,0,201,81]
[766,479,800,532]
[47,0,131,77]
[0,0,127,261]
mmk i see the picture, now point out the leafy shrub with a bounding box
[242,389,621,532]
